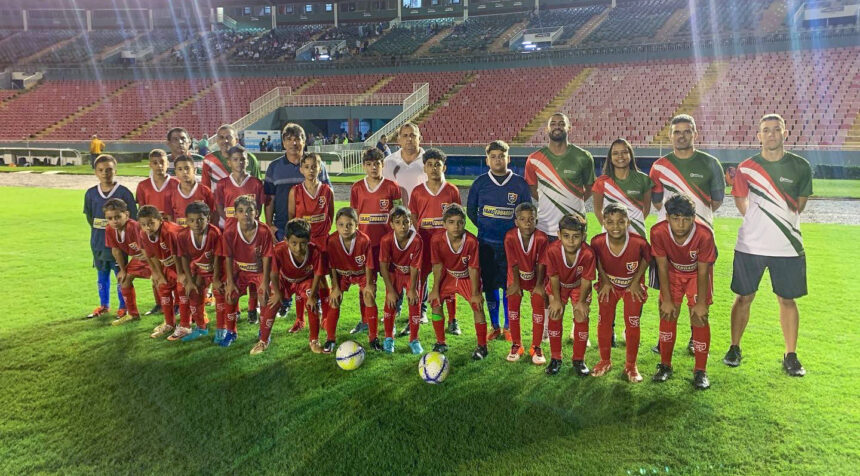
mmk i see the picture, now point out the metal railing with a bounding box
[0,147,83,166]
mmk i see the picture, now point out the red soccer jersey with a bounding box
[136,175,176,216]
[273,241,321,284]
[590,232,651,290]
[214,174,265,219]
[543,240,597,289]
[409,181,461,272]
[504,228,549,284]
[325,231,373,277]
[167,182,216,227]
[139,221,182,270]
[174,223,221,277]
[379,230,423,277]
[649,220,716,275]
[105,218,147,261]
[218,220,275,275]
[350,177,402,245]
[430,231,479,281]
[295,182,334,244]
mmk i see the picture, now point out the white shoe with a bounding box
[167,326,191,341]
[150,323,175,339]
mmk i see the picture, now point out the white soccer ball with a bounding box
[418,351,450,384]
[336,340,365,370]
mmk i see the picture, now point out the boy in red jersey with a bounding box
[104,199,151,326]
[349,148,402,335]
[214,145,266,324]
[173,201,222,342]
[428,204,488,360]
[218,196,274,347]
[409,148,461,335]
[650,195,715,390]
[323,207,379,353]
[167,155,216,227]
[544,214,596,376]
[503,202,549,363]
[378,206,424,354]
[136,149,175,316]
[590,203,651,382]
[137,205,183,339]
[253,219,329,355]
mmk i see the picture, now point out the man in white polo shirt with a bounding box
[382,122,426,207]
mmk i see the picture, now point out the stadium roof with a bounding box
[1,0,293,9]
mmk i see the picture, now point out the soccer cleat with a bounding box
[369,338,384,352]
[247,308,259,325]
[487,327,502,341]
[219,331,237,347]
[167,326,192,341]
[687,338,695,356]
[111,313,140,326]
[397,323,410,338]
[506,344,524,362]
[624,363,643,383]
[322,340,336,354]
[144,304,161,316]
[545,358,562,375]
[693,370,711,390]
[276,304,289,318]
[652,363,673,383]
[349,321,368,335]
[503,329,512,342]
[433,342,448,353]
[408,339,424,355]
[447,319,462,336]
[309,339,323,354]
[212,328,226,345]
[782,352,806,377]
[116,308,127,319]
[530,346,546,365]
[288,319,305,333]
[87,306,109,319]
[572,360,590,377]
[419,315,429,324]
[472,345,489,360]
[181,327,209,342]
[591,360,612,377]
[205,295,215,307]
[250,340,269,355]
[722,345,742,367]
[150,324,174,339]
[382,337,395,353]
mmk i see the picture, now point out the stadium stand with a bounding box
[300,73,386,95]
[582,0,685,46]
[105,29,195,64]
[229,25,325,61]
[0,30,79,65]
[165,29,260,64]
[429,15,520,54]
[37,30,138,64]
[526,5,607,40]
[365,20,450,56]
[376,71,467,105]
[678,0,773,37]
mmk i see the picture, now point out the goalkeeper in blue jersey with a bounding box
[467,140,532,341]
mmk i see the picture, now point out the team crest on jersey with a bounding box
[507,192,518,205]
[461,256,469,265]
[690,250,698,260]
[204,251,212,259]
[576,266,583,274]
[440,202,451,212]
[626,261,638,273]
[318,196,327,208]
[379,199,390,211]
[160,242,169,250]
[355,254,366,266]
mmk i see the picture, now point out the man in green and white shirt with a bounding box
[724,114,812,377]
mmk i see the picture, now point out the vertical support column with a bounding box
[149,9,154,30]
[272,5,277,29]
[334,2,339,28]
[22,10,28,31]
[397,0,402,21]
[535,0,540,14]
[86,10,92,32]
[464,0,469,21]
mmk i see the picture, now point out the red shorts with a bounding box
[228,271,264,302]
[433,276,480,311]
[546,280,592,305]
[280,278,314,303]
[336,273,368,292]
[389,272,421,296]
[669,270,713,307]
[511,278,537,292]
[127,259,151,279]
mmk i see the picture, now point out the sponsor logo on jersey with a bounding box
[225,206,235,217]
[779,176,794,184]
[355,254,366,266]
[626,261,638,273]
[560,279,582,289]
[563,169,577,175]
[335,268,365,277]
[379,199,390,211]
[670,260,697,273]
[93,218,108,229]
[507,192,518,205]
[395,264,411,274]
[177,217,187,227]
[626,190,641,196]
[303,213,327,224]
[196,262,213,273]
[419,217,444,229]
[690,173,704,178]
[519,270,535,281]
[359,213,389,225]
[447,268,469,279]
[236,260,260,272]
[481,205,515,219]
[608,274,634,288]
[160,255,175,267]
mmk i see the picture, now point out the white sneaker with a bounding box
[150,323,175,339]
[167,326,191,341]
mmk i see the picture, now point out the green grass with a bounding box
[1,187,858,474]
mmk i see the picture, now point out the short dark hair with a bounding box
[671,114,697,132]
[173,154,195,168]
[485,140,509,155]
[664,194,696,217]
[167,127,188,142]
[185,201,211,218]
[93,154,117,168]
[282,123,306,141]
[285,218,311,240]
[234,195,256,211]
[603,203,629,218]
[443,203,466,221]
[362,148,384,163]
[102,197,128,213]
[149,149,168,159]
[423,147,446,164]
[336,207,359,223]
[603,138,640,176]
[227,145,246,157]
[138,205,162,220]
[390,205,410,222]
[514,202,538,217]
[301,152,321,166]
[558,214,587,233]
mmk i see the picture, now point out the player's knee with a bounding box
[776,296,796,307]
[735,293,755,306]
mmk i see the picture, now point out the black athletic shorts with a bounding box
[479,242,508,292]
[731,250,807,299]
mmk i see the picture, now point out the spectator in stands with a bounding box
[89,134,105,168]
[377,133,391,157]
[165,127,204,176]
[382,122,427,208]
[197,136,209,156]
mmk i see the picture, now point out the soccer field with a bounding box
[0,186,857,474]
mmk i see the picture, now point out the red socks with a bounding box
[624,313,641,366]
[572,320,589,361]
[446,298,456,323]
[548,317,563,360]
[692,324,710,372]
[508,294,522,346]
[475,321,488,346]
[659,318,678,366]
[120,286,138,316]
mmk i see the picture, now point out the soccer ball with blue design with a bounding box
[336,341,365,370]
[419,351,450,384]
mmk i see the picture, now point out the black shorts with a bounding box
[731,250,807,299]
[479,242,508,292]
[92,249,118,271]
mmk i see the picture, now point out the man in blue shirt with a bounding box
[467,140,531,340]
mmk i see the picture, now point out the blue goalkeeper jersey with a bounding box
[84,183,137,255]
[467,171,531,245]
